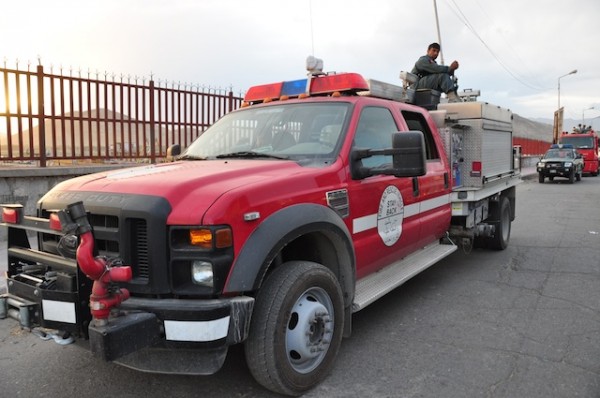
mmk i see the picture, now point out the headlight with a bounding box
[537,162,544,167]
[564,162,572,167]
[191,261,214,287]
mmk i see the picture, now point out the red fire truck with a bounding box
[559,128,599,176]
[1,61,521,395]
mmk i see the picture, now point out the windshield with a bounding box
[544,149,574,159]
[560,136,595,149]
[183,102,350,160]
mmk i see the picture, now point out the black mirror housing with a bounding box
[350,131,427,179]
[391,131,427,177]
[166,144,181,161]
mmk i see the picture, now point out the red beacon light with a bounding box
[49,212,62,231]
[243,56,370,104]
[1,205,23,224]
[310,73,369,95]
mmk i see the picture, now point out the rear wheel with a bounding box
[245,261,344,396]
[489,196,511,250]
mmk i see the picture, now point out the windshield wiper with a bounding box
[178,154,208,160]
[216,151,289,160]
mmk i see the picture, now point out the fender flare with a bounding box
[223,203,355,306]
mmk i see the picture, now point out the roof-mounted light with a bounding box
[281,79,308,97]
[311,73,369,95]
[306,55,324,75]
[244,82,284,103]
[244,72,370,104]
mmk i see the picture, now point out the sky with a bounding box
[2,0,600,123]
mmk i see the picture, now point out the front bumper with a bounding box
[1,284,254,374]
[537,166,572,178]
[118,295,254,347]
[107,296,254,374]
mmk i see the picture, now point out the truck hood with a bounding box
[52,160,308,223]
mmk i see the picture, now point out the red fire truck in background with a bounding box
[1,58,522,395]
[559,127,600,176]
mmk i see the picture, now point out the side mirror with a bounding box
[166,144,181,161]
[350,131,426,179]
[391,131,427,177]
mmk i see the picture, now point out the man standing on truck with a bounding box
[411,42,461,102]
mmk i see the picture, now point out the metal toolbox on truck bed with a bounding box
[437,102,514,189]
[438,101,512,123]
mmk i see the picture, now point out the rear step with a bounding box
[353,241,457,312]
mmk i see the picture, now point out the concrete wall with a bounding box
[0,164,138,241]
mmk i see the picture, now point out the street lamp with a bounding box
[558,69,577,110]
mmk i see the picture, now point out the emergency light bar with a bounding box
[550,144,574,149]
[244,73,370,103]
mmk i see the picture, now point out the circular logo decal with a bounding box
[377,185,404,246]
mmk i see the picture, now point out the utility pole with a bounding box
[433,0,444,65]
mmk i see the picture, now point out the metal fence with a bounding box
[0,63,243,166]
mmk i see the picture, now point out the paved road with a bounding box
[1,172,599,397]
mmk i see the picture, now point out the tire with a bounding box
[489,196,511,250]
[569,170,575,184]
[245,261,344,396]
[538,174,544,183]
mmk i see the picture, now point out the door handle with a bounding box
[412,177,419,197]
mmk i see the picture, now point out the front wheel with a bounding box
[245,261,344,396]
[538,174,544,183]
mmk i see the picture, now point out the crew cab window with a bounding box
[353,107,398,167]
[401,111,440,160]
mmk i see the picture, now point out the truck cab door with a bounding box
[400,110,452,245]
[346,105,422,279]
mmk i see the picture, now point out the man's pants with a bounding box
[416,74,455,93]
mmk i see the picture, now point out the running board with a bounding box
[353,242,457,312]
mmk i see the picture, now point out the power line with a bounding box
[472,0,547,89]
[444,0,550,91]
